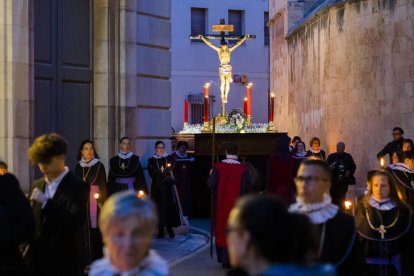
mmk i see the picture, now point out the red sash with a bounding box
[214,162,249,247]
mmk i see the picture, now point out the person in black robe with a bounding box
[326,142,356,207]
[289,159,365,276]
[108,136,147,196]
[387,151,414,209]
[172,141,194,217]
[27,133,89,276]
[73,139,107,270]
[355,170,414,276]
[0,173,35,276]
[148,141,180,239]
[306,137,326,160]
[377,127,405,163]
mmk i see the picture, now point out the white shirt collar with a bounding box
[310,148,321,154]
[222,155,240,164]
[118,151,133,160]
[369,196,396,211]
[289,194,339,224]
[295,151,307,157]
[45,166,69,199]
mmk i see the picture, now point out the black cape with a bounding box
[316,211,366,276]
[355,200,414,276]
[108,154,147,196]
[27,172,89,276]
[73,161,107,268]
[147,156,180,228]
[0,173,35,276]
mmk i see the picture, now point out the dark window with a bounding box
[264,12,269,46]
[228,10,243,44]
[191,8,206,42]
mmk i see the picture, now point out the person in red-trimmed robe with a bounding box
[266,136,297,206]
[207,142,252,269]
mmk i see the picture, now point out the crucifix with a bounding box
[190,19,255,116]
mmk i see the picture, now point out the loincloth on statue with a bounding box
[219,64,232,75]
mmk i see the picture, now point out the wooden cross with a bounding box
[190,18,256,42]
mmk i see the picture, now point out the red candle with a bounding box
[204,96,209,123]
[243,97,248,114]
[246,83,252,116]
[184,99,189,124]
[269,93,275,122]
[204,83,210,97]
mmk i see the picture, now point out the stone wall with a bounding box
[269,0,414,185]
[0,0,32,190]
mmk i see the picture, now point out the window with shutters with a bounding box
[191,8,206,43]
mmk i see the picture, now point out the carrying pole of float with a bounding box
[210,116,216,259]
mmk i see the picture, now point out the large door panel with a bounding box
[34,0,93,170]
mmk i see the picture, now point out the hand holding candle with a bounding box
[137,190,145,199]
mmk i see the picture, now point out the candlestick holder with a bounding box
[202,121,211,132]
[247,115,252,126]
[267,121,277,132]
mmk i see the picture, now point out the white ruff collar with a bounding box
[388,163,414,173]
[79,157,99,168]
[295,151,307,157]
[175,151,188,158]
[369,196,396,211]
[223,155,240,164]
[153,152,168,159]
[289,194,339,224]
[310,148,321,154]
[118,151,133,159]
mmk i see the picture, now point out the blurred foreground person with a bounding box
[289,159,365,276]
[89,191,168,276]
[27,133,89,276]
[227,194,335,276]
[0,173,34,275]
[355,170,414,276]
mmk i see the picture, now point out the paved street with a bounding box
[152,219,225,276]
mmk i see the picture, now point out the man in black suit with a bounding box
[27,133,89,276]
[0,173,35,275]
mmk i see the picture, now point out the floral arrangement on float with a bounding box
[180,109,272,134]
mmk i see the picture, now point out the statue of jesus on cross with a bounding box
[191,19,255,116]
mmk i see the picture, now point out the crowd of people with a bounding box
[1,126,414,275]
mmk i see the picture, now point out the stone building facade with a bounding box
[269,0,414,185]
[0,0,171,191]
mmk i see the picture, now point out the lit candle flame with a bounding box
[344,200,352,210]
[247,82,253,87]
[270,93,275,97]
[94,193,100,200]
[204,82,210,88]
[380,158,385,168]
[244,97,248,101]
[167,163,171,167]
[137,190,145,199]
